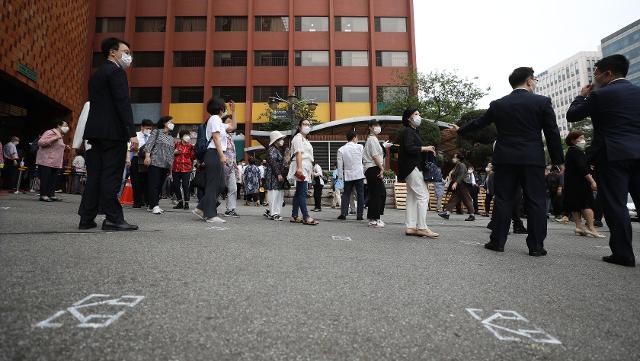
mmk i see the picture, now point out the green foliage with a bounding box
[568,118,593,142]
[455,109,495,168]
[259,98,319,132]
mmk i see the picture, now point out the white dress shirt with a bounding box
[337,141,365,181]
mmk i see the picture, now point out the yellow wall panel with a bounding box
[335,103,371,120]
[230,103,246,123]
[314,103,330,122]
[169,103,204,124]
[252,103,270,123]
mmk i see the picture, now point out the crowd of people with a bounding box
[3,37,638,268]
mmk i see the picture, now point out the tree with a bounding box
[455,109,495,168]
[258,98,319,132]
[568,118,593,141]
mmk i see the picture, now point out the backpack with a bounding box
[195,123,209,162]
[423,161,443,183]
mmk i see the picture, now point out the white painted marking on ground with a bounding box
[35,294,145,329]
[594,246,609,249]
[459,241,483,246]
[0,206,10,210]
[332,235,352,241]
[207,226,229,231]
[466,308,561,344]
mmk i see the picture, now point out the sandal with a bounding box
[303,217,319,226]
[290,216,302,223]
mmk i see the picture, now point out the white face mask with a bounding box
[301,125,311,135]
[143,129,152,136]
[412,115,422,127]
[182,135,191,142]
[373,126,382,135]
[166,123,175,131]
[468,169,474,174]
[277,139,285,147]
[60,126,69,134]
[485,167,491,172]
[119,53,132,69]
[576,140,586,149]
[452,158,458,164]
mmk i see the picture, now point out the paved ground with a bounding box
[1,192,639,361]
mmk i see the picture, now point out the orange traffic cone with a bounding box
[119,178,134,206]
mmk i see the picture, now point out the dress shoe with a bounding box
[102,220,138,231]
[337,215,346,220]
[78,220,98,230]
[465,215,475,221]
[593,220,603,228]
[486,221,494,230]
[438,212,450,220]
[484,242,504,252]
[183,202,189,210]
[173,202,184,209]
[356,216,364,221]
[602,255,636,267]
[528,249,547,257]
[513,227,528,234]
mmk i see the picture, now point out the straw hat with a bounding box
[269,130,286,146]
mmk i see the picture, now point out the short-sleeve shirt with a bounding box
[363,135,384,170]
[288,133,314,182]
[206,115,227,151]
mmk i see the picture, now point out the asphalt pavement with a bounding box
[1,193,639,361]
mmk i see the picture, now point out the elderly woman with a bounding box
[143,116,176,214]
[265,130,287,221]
[37,120,70,202]
[397,108,438,238]
[563,131,605,238]
[287,119,319,225]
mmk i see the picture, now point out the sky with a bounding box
[413,0,640,107]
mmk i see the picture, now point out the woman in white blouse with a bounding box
[287,119,319,225]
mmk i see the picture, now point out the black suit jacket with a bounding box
[458,89,564,167]
[84,61,136,142]
[566,79,640,162]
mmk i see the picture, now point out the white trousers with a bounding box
[268,189,285,216]
[226,172,237,212]
[405,168,430,230]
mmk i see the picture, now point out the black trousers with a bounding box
[365,166,386,220]
[78,140,127,223]
[147,165,169,208]
[2,161,18,190]
[340,179,365,218]
[467,183,480,213]
[38,165,58,198]
[596,158,640,263]
[129,156,148,206]
[490,165,546,251]
[197,149,225,218]
[313,177,323,209]
[172,171,191,202]
[485,193,494,214]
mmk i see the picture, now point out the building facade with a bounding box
[535,51,601,137]
[87,0,417,146]
[601,19,640,86]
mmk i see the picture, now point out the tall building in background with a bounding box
[535,51,602,137]
[601,19,640,86]
[88,0,417,146]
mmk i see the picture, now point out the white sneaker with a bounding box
[152,206,164,214]
[376,220,385,228]
[206,216,226,223]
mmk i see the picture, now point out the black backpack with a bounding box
[423,161,443,182]
[195,123,209,162]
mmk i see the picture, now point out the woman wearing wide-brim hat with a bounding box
[265,130,287,221]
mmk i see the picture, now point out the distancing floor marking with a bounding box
[332,235,352,241]
[207,226,229,231]
[35,294,145,329]
[459,241,484,246]
[594,246,609,249]
[466,308,561,344]
[0,206,9,210]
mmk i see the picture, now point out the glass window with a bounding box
[296,87,329,102]
[254,51,288,67]
[175,16,207,32]
[376,86,409,102]
[335,17,368,32]
[295,51,329,66]
[130,87,162,103]
[213,51,247,67]
[95,17,125,33]
[336,51,368,66]
[132,51,164,68]
[253,86,288,102]
[173,51,206,67]
[215,16,248,32]
[255,16,289,32]
[295,17,329,32]
[213,87,247,102]
[171,87,204,103]
[375,17,407,32]
[376,51,409,67]
[135,17,166,32]
[336,87,370,102]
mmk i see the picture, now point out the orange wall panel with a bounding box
[96,0,126,16]
[334,0,369,15]
[374,33,411,51]
[294,0,330,15]
[132,32,166,51]
[129,68,164,87]
[170,68,205,86]
[253,33,289,51]
[294,33,330,50]
[254,0,289,15]
[211,33,248,50]
[174,0,208,15]
[334,32,370,50]
[211,67,248,85]
[252,68,289,86]
[172,32,207,50]
[210,0,248,14]
[375,67,412,85]
[135,0,167,16]
[373,0,409,15]
[293,67,330,86]
[335,68,371,85]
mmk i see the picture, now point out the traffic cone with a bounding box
[119,178,134,206]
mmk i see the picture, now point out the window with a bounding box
[295,17,329,32]
[173,51,205,67]
[253,86,288,102]
[92,52,104,67]
[254,51,288,66]
[171,87,203,103]
[336,51,368,66]
[376,51,409,67]
[175,16,207,32]
[215,16,248,31]
[375,17,407,32]
[132,51,164,68]
[336,87,369,102]
[296,87,329,102]
[377,86,409,102]
[135,17,166,32]
[130,87,162,103]
[95,17,125,33]
[335,17,368,32]
[255,16,289,32]
[295,51,329,66]
[213,87,247,102]
[213,51,247,67]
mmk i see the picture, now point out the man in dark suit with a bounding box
[567,54,640,267]
[447,67,564,256]
[78,37,138,231]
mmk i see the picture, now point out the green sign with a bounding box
[16,63,38,82]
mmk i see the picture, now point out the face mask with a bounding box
[576,140,586,149]
[412,115,422,127]
[143,129,151,136]
[221,110,228,117]
[301,125,311,135]
[452,158,458,164]
[182,135,191,142]
[166,123,175,131]
[60,126,69,134]
[468,170,474,174]
[277,139,285,147]
[485,167,491,172]
[373,126,382,135]
[119,53,132,69]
